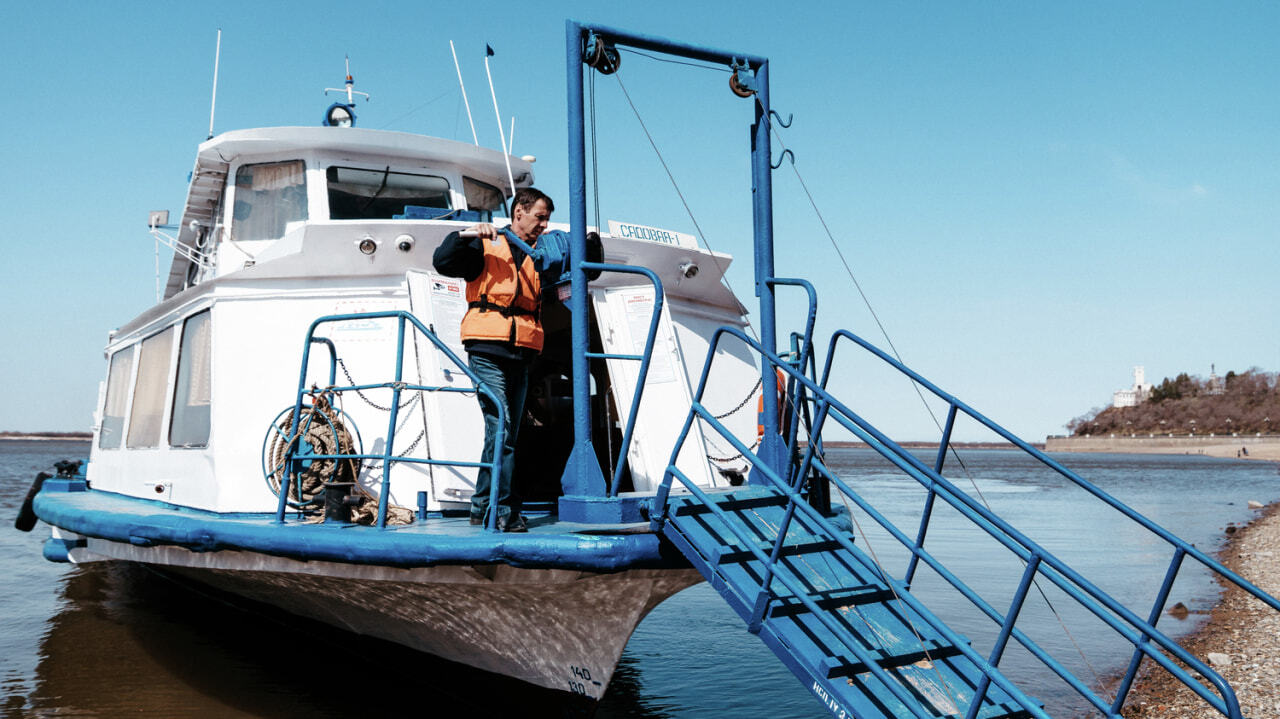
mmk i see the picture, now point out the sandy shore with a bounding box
[1046,437,1280,462]
[1119,502,1280,718]
[1196,444,1280,461]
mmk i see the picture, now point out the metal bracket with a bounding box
[771,148,794,170]
[769,110,792,128]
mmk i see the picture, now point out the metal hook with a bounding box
[769,110,793,128]
[771,148,794,170]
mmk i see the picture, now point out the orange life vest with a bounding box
[460,232,544,351]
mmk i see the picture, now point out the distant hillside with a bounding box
[1069,368,1279,436]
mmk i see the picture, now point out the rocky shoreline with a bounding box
[1117,502,1280,718]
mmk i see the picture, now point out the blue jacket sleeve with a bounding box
[535,230,603,282]
[432,231,484,281]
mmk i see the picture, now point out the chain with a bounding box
[705,436,760,464]
[397,427,427,456]
[701,374,768,462]
[333,359,431,480]
[337,358,421,412]
[712,375,763,420]
[361,426,428,481]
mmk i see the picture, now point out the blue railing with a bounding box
[655,325,1275,718]
[766,277,818,479]
[578,261,664,497]
[818,329,1280,717]
[275,311,507,531]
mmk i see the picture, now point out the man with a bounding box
[432,187,599,532]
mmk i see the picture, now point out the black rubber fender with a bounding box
[14,471,52,532]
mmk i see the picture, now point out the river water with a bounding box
[3,439,1278,717]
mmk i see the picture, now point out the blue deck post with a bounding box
[557,21,774,521]
[558,20,611,523]
[749,59,787,482]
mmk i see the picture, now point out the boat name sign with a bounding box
[607,220,697,249]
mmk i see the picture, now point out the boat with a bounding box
[19,21,1280,718]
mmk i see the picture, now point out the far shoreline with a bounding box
[0,433,91,441]
[1045,435,1280,462]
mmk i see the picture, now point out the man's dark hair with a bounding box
[512,187,554,214]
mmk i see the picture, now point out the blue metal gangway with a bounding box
[650,325,1280,719]
[655,480,1043,719]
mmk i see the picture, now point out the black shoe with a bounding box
[469,515,483,526]
[498,515,528,533]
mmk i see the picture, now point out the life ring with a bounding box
[756,368,788,441]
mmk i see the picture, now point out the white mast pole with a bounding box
[450,41,479,146]
[508,116,515,154]
[483,46,516,196]
[207,29,222,140]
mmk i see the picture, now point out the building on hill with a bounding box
[1113,365,1154,408]
[1207,363,1225,395]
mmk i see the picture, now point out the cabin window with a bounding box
[98,346,136,449]
[463,177,507,221]
[126,328,175,449]
[231,160,308,242]
[169,311,212,448]
[327,166,452,220]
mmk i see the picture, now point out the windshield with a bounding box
[463,176,508,222]
[327,166,452,220]
[232,160,308,242]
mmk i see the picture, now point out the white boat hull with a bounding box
[76,536,700,700]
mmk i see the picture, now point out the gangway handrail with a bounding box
[657,325,1250,718]
[806,330,1241,716]
[655,326,1051,719]
[277,311,507,531]
[823,328,1280,714]
[577,261,664,497]
[764,276,817,468]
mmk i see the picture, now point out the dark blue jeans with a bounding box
[468,353,530,522]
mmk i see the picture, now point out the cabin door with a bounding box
[590,286,716,492]
[406,270,485,509]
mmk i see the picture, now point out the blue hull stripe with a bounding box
[34,483,677,572]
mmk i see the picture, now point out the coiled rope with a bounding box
[263,391,413,525]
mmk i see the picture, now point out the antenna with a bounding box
[325,55,371,105]
[323,56,371,127]
[450,41,479,145]
[207,29,222,140]
[483,45,517,196]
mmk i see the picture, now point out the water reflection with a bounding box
[22,563,640,718]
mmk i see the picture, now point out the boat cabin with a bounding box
[89,125,762,518]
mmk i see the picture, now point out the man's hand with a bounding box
[469,223,497,241]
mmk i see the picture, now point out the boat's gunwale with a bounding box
[34,480,681,572]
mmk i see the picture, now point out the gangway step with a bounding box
[658,485,1042,718]
[673,492,787,516]
[766,584,896,617]
[821,638,963,677]
[714,537,846,564]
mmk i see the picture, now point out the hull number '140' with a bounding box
[568,665,602,695]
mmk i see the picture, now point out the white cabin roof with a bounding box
[166,126,534,299]
[196,127,532,184]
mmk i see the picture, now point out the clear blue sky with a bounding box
[2,1,1276,442]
